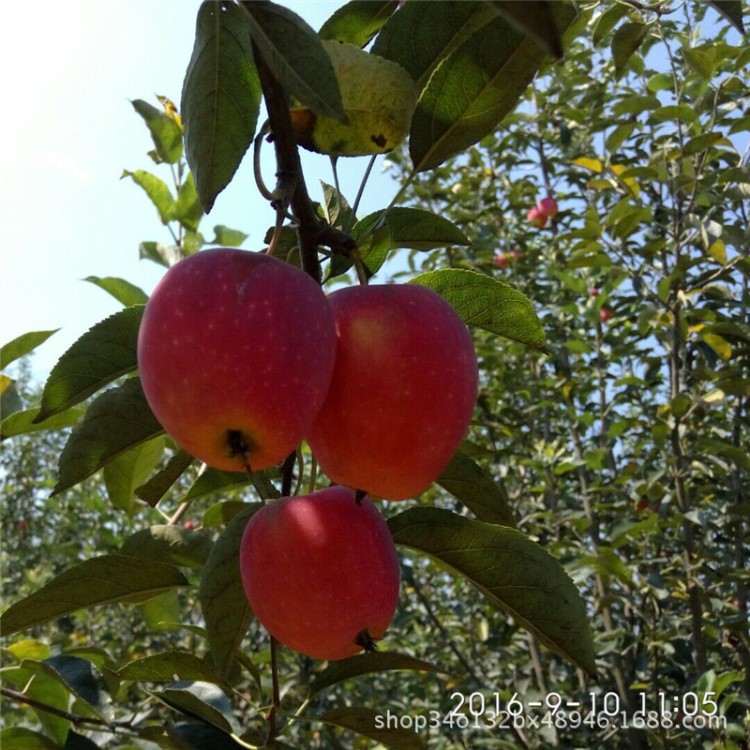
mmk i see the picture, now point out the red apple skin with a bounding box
[137,249,336,472]
[493,251,508,268]
[306,284,478,500]
[538,196,559,217]
[239,486,400,660]
[599,308,612,323]
[527,205,548,228]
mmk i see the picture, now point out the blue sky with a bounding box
[0,1,401,381]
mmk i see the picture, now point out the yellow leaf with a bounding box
[611,163,640,197]
[703,389,725,404]
[586,177,617,190]
[7,639,51,661]
[291,41,418,157]
[0,373,13,395]
[572,156,603,173]
[707,239,727,265]
[702,332,732,361]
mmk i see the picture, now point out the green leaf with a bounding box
[1,406,83,441]
[353,207,471,276]
[241,1,345,121]
[139,241,183,268]
[708,0,745,34]
[201,500,251,528]
[181,0,262,213]
[119,652,224,684]
[199,504,260,678]
[141,589,182,632]
[28,655,112,719]
[131,99,184,164]
[1,666,71,744]
[409,269,547,352]
[103,436,166,514]
[184,467,279,503]
[309,651,449,696]
[121,525,214,569]
[319,0,399,47]
[154,681,238,735]
[175,172,204,232]
[388,507,596,675]
[437,451,516,527]
[53,377,164,496]
[320,707,425,750]
[611,22,649,78]
[409,5,576,172]
[0,555,188,636]
[0,375,23,419]
[352,207,471,259]
[84,276,149,307]
[490,1,568,58]
[0,728,59,750]
[209,225,249,247]
[372,1,499,91]
[36,306,144,422]
[121,169,177,224]
[135,450,195,507]
[592,3,629,45]
[0,329,58,369]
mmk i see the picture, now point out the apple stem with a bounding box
[280,451,296,497]
[266,636,281,744]
[354,489,367,505]
[351,247,369,286]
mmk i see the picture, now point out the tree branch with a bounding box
[249,40,355,284]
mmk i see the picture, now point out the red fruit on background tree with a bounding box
[538,196,558,217]
[493,251,509,268]
[239,486,400,660]
[527,205,548,227]
[599,308,612,323]
[137,248,336,472]
[306,284,478,500]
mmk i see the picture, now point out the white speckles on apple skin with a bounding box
[138,249,336,472]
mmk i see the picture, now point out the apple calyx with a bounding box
[354,629,378,652]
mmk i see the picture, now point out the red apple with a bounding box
[239,486,400,660]
[306,284,478,500]
[538,196,559,217]
[527,205,548,228]
[589,287,600,297]
[137,249,336,472]
[599,308,612,323]
[493,251,508,268]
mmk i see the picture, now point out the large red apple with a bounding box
[306,284,478,500]
[137,249,336,472]
[239,486,400,660]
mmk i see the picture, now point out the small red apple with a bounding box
[493,251,508,268]
[527,205,548,228]
[538,196,558,218]
[306,284,478,500]
[138,249,336,472]
[239,486,400,660]
[183,520,195,530]
[589,287,600,297]
[599,308,612,323]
